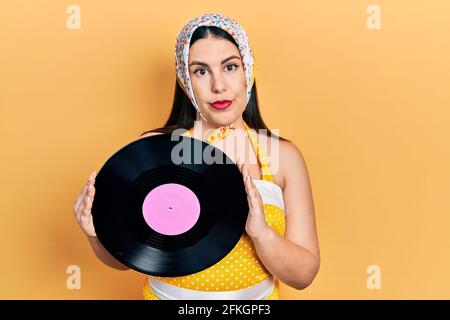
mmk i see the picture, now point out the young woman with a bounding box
[73,13,320,300]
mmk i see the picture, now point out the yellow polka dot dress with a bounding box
[143,122,286,300]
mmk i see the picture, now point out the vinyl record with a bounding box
[91,132,249,277]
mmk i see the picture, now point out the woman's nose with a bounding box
[211,73,226,93]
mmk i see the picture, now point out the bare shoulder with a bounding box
[278,139,312,192]
[254,132,299,190]
[280,139,305,164]
[255,132,309,190]
[128,131,165,144]
[135,131,165,141]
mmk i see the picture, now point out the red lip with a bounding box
[211,100,232,109]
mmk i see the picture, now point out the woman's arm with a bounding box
[252,141,320,290]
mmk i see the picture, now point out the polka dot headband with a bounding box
[175,13,255,123]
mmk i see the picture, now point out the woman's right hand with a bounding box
[73,171,97,237]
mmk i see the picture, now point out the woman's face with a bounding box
[188,36,247,127]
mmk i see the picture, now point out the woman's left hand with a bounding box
[236,157,272,241]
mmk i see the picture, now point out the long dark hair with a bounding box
[140,26,288,141]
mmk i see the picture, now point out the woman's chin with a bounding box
[209,115,237,128]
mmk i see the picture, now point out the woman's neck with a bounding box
[192,116,247,142]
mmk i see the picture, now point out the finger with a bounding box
[247,193,261,213]
[75,202,85,222]
[244,174,251,189]
[86,187,95,212]
[80,208,96,236]
[75,205,83,222]
[73,185,88,213]
[250,183,263,205]
[244,176,254,200]
[83,184,96,215]
[242,166,258,195]
[87,183,96,199]
[242,161,252,181]
[76,187,92,218]
[247,193,258,212]
[236,157,244,173]
[80,209,92,228]
[76,195,89,221]
[245,176,263,207]
[249,189,260,207]
[83,195,93,217]
[80,205,90,220]
[245,173,254,189]
[246,178,256,199]
[88,171,97,185]
[78,193,89,218]
[74,171,96,212]
[247,193,255,209]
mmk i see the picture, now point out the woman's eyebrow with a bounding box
[189,55,240,67]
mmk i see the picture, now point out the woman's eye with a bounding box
[194,68,207,76]
[226,64,238,71]
[194,64,238,76]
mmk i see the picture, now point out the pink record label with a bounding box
[142,183,200,235]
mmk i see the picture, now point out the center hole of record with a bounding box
[142,183,200,235]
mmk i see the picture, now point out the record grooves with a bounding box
[91,133,249,277]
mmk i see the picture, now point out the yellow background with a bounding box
[1,0,449,299]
